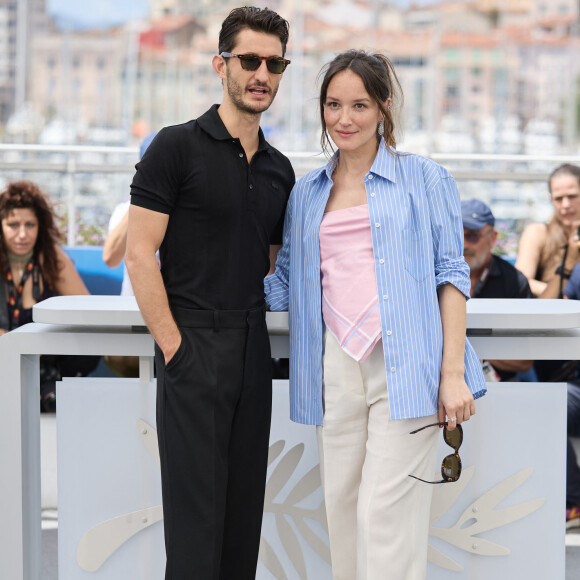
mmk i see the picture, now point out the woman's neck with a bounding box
[7,250,34,264]
[335,143,379,179]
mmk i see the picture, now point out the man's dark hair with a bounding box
[218,6,290,56]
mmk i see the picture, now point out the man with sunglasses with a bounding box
[125,7,294,579]
[462,199,533,381]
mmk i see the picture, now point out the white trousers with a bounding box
[317,332,440,580]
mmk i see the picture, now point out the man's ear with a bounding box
[212,54,226,79]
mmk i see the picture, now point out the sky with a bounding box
[46,0,447,28]
[46,0,149,28]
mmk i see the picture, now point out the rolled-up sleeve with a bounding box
[265,190,293,311]
[426,172,471,299]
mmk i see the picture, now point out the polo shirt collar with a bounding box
[197,104,271,153]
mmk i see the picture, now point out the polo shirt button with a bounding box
[383,294,388,300]
[390,366,396,372]
[239,152,244,158]
[375,223,380,228]
[386,330,392,336]
[249,184,253,189]
[370,192,376,197]
[379,258,385,264]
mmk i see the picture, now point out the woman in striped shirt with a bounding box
[265,50,486,579]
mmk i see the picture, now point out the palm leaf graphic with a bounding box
[259,537,288,580]
[430,466,475,524]
[264,443,304,504]
[429,467,545,562]
[285,464,322,506]
[292,518,331,564]
[275,513,308,580]
[427,544,463,572]
[268,440,286,466]
[136,419,160,467]
[77,505,163,571]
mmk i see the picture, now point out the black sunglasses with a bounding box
[408,422,463,484]
[220,52,291,74]
[464,229,492,244]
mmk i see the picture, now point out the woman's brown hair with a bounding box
[0,180,62,289]
[539,164,580,275]
[319,50,403,159]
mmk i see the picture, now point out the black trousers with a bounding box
[155,306,272,579]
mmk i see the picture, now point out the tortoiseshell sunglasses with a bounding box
[408,422,463,484]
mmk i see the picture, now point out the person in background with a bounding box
[461,199,533,381]
[266,49,485,580]
[103,132,157,297]
[537,238,580,529]
[125,7,294,578]
[0,180,99,411]
[516,164,580,297]
[102,133,157,377]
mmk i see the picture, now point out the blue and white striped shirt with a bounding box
[265,144,487,425]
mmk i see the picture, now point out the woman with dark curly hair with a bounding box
[0,180,97,411]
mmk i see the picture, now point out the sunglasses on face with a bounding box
[464,229,492,244]
[220,52,291,74]
[408,422,463,484]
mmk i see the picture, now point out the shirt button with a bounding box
[249,184,253,189]
[383,294,388,300]
[386,330,392,336]
[379,258,385,264]
[375,223,380,228]
[391,366,396,373]
[370,192,376,197]
[368,175,374,180]
[239,152,244,158]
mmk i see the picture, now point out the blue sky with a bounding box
[46,0,444,28]
[47,0,149,27]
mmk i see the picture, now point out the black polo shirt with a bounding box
[473,255,532,300]
[473,254,532,381]
[130,104,295,311]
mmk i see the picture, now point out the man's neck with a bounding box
[470,254,493,288]
[217,102,261,159]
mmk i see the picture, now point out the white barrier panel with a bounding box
[57,379,565,579]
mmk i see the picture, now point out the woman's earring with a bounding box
[377,119,385,137]
[387,104,392,111]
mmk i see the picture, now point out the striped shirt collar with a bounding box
[308,140,399,184]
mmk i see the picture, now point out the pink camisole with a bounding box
[319,204,382,362]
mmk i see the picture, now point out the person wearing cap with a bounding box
[461,199,532,381]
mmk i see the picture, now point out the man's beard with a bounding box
[225,72,278,116]
[465,251,488,273]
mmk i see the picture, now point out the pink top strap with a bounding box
[319,204,382,362]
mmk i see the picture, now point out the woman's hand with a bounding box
[438,371,475,431]
[0,328,8,337]
[565,221,580,268]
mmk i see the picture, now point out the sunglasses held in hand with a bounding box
[220,52,291,74]
[408,422,463,484]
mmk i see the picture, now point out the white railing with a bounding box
[2,143,580,245]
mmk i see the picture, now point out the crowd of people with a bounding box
[1,4,580,577]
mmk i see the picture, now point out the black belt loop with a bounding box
[213,310,220,332]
